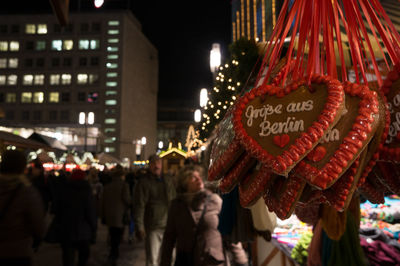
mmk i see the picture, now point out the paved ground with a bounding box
[33,221,146,266]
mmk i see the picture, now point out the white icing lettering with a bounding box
[259,117,304,136]
[245,104,283,127]
[320,128,340,143]
[286,100,314,113]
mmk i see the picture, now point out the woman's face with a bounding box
[186,171,204,193]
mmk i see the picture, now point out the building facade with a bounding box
[0,10,158,162]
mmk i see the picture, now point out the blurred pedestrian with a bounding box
[54,169,97,266]
[27,158,51,213]
[101,164,131,266]
[0,150,46,266]
[87,168,103,217]
[160,165,225,266]
[134,154,176,266]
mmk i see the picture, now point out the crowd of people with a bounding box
[0,150,270,266]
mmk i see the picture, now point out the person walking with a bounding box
[101,164,131,266]
[160,164,225,266]
[0,150,46,266]
[54,168,97,266]
[134,154,176,266]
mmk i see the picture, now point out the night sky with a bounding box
[2,0,232,106]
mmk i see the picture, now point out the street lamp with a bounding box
[210,43,221,74]
[200,88,208,108]
[194,109,201,122]
[79,112,94,152]
[141,136,146,160]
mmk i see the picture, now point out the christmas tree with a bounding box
[198,38,260,141]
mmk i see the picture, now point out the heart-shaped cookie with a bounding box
[294,82,380,189]
[263,174,306,220]
[359,170,387,204]
[380,65,400,162]
[238,163,272,207]
[323,149,367,211]
[357,89,389,187]
[208,110,245,182]
[233,74,345,176]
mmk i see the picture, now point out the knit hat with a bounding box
[70,169,86,180]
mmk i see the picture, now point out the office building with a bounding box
[0,10,158,162]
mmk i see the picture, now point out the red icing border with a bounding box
[233,74,344,175]
[208,139,243,181]
[358,89,390,187]
[294,82,379,189]
[323,158,359,211]
[238,164,272,207]
[218,152,255,193]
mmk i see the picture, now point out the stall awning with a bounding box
[28,133,68,151]
[0,131,50,150]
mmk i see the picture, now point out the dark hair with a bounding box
[111,164,125,177]
[0,150,27,174]
[148,154,160,164]
[175,165,205,193]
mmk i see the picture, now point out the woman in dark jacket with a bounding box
[54,169,97,266]
[161,165,225,266]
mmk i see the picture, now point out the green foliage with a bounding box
[198,38,260,141]
[291,232,313,266]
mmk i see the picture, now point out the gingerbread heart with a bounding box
[294,82,380,189]
[208,109,245,181]
[238,163,272,207]
[323,149,366,211]
[379,65,400,162]
[263,174,306,220]
[307,145,327,162]
[357,89,389,187]
[233,74,345,176]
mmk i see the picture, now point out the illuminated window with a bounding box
[90,40,99,50]
[37,24,47,34]
[6,93,16,103]
[33,92,44,103]
[105,147,116,153]
[105,91,117,96]
[108,21,119,26]
[107,46,118,52]
[50,74,60,85]
[61,74,71,85]
[0,59,6,68]
[7,75,17,85]
[107,39,119,44]
[79,40,89,50]
[49,92,59,103]
[106,72,118,78]
[9,58,18,68]
[89,74,99,84]
[106,81,117,87]
[34,74,44,85]
[107,54,118,59]
[21,92,32,103]
[87,92,98,103]
[0,75,5,85]
[105,99,117,105]
[107,30,119,35]
[36,41,46,51]
[25,24,35,34]
[104,137,116,143]
[23,74,33,85]
[0,42,8,51]
[77,74,88,84]
[104,128,116,133]
[9,41,19,51]
[106,63,118,69]
[52,40,62,51]
[63,40,73,50]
